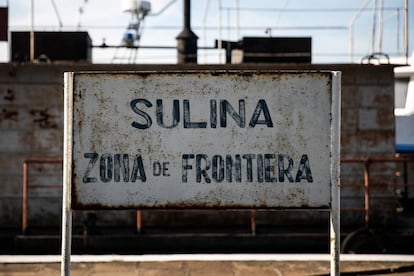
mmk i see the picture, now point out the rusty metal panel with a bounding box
[65,71,339,209]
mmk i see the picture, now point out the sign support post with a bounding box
[61,73,73,276]
[330,72,341,276]
[61,185,72,276]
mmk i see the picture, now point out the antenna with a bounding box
[112,0,178,63]
[111,0,152,63]
[121,0,151,47]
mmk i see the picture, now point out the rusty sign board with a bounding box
[64,71,340,209]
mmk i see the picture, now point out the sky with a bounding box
[0,0,413,64]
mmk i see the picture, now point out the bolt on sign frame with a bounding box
[62,71,341,275]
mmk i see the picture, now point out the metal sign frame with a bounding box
[61,71,341,275]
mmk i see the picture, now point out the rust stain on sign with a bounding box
[65,71,340,210]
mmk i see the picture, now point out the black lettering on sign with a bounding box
[162,162,170,176]
[153,162,162,176]
[212,155,224,182]
[130,99,274,129]
[257,154,264,183]
[83,153,98,183]
[183,99,207,128]
[182,154,194,182]
[295,154,313,182]
[181,153,313,184]
[225,154,241,182]
[249,99,274,127]
[242,154,255,182]
[220,100,246,128]
[131,155,147,182]
[210,100,217,128]
[264,154,277,182]
[153,161,171,177]
[196,154,211,183]
[131,99,153,129]
[100,153,113,182]
[156,99,180,128]
[114,154,130,182]
[278,154,294,183]
[82,153,146,183]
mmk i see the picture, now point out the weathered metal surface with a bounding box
[66,71,339,210]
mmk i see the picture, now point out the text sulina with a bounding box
[130,99,274,129]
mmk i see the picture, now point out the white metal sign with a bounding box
[64,71,340,209]
[62,70,341,275]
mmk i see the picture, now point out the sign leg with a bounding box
[330,206,340,275]
[62,72,73,276]
[330,71,341,276]
[61,206,72,276]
